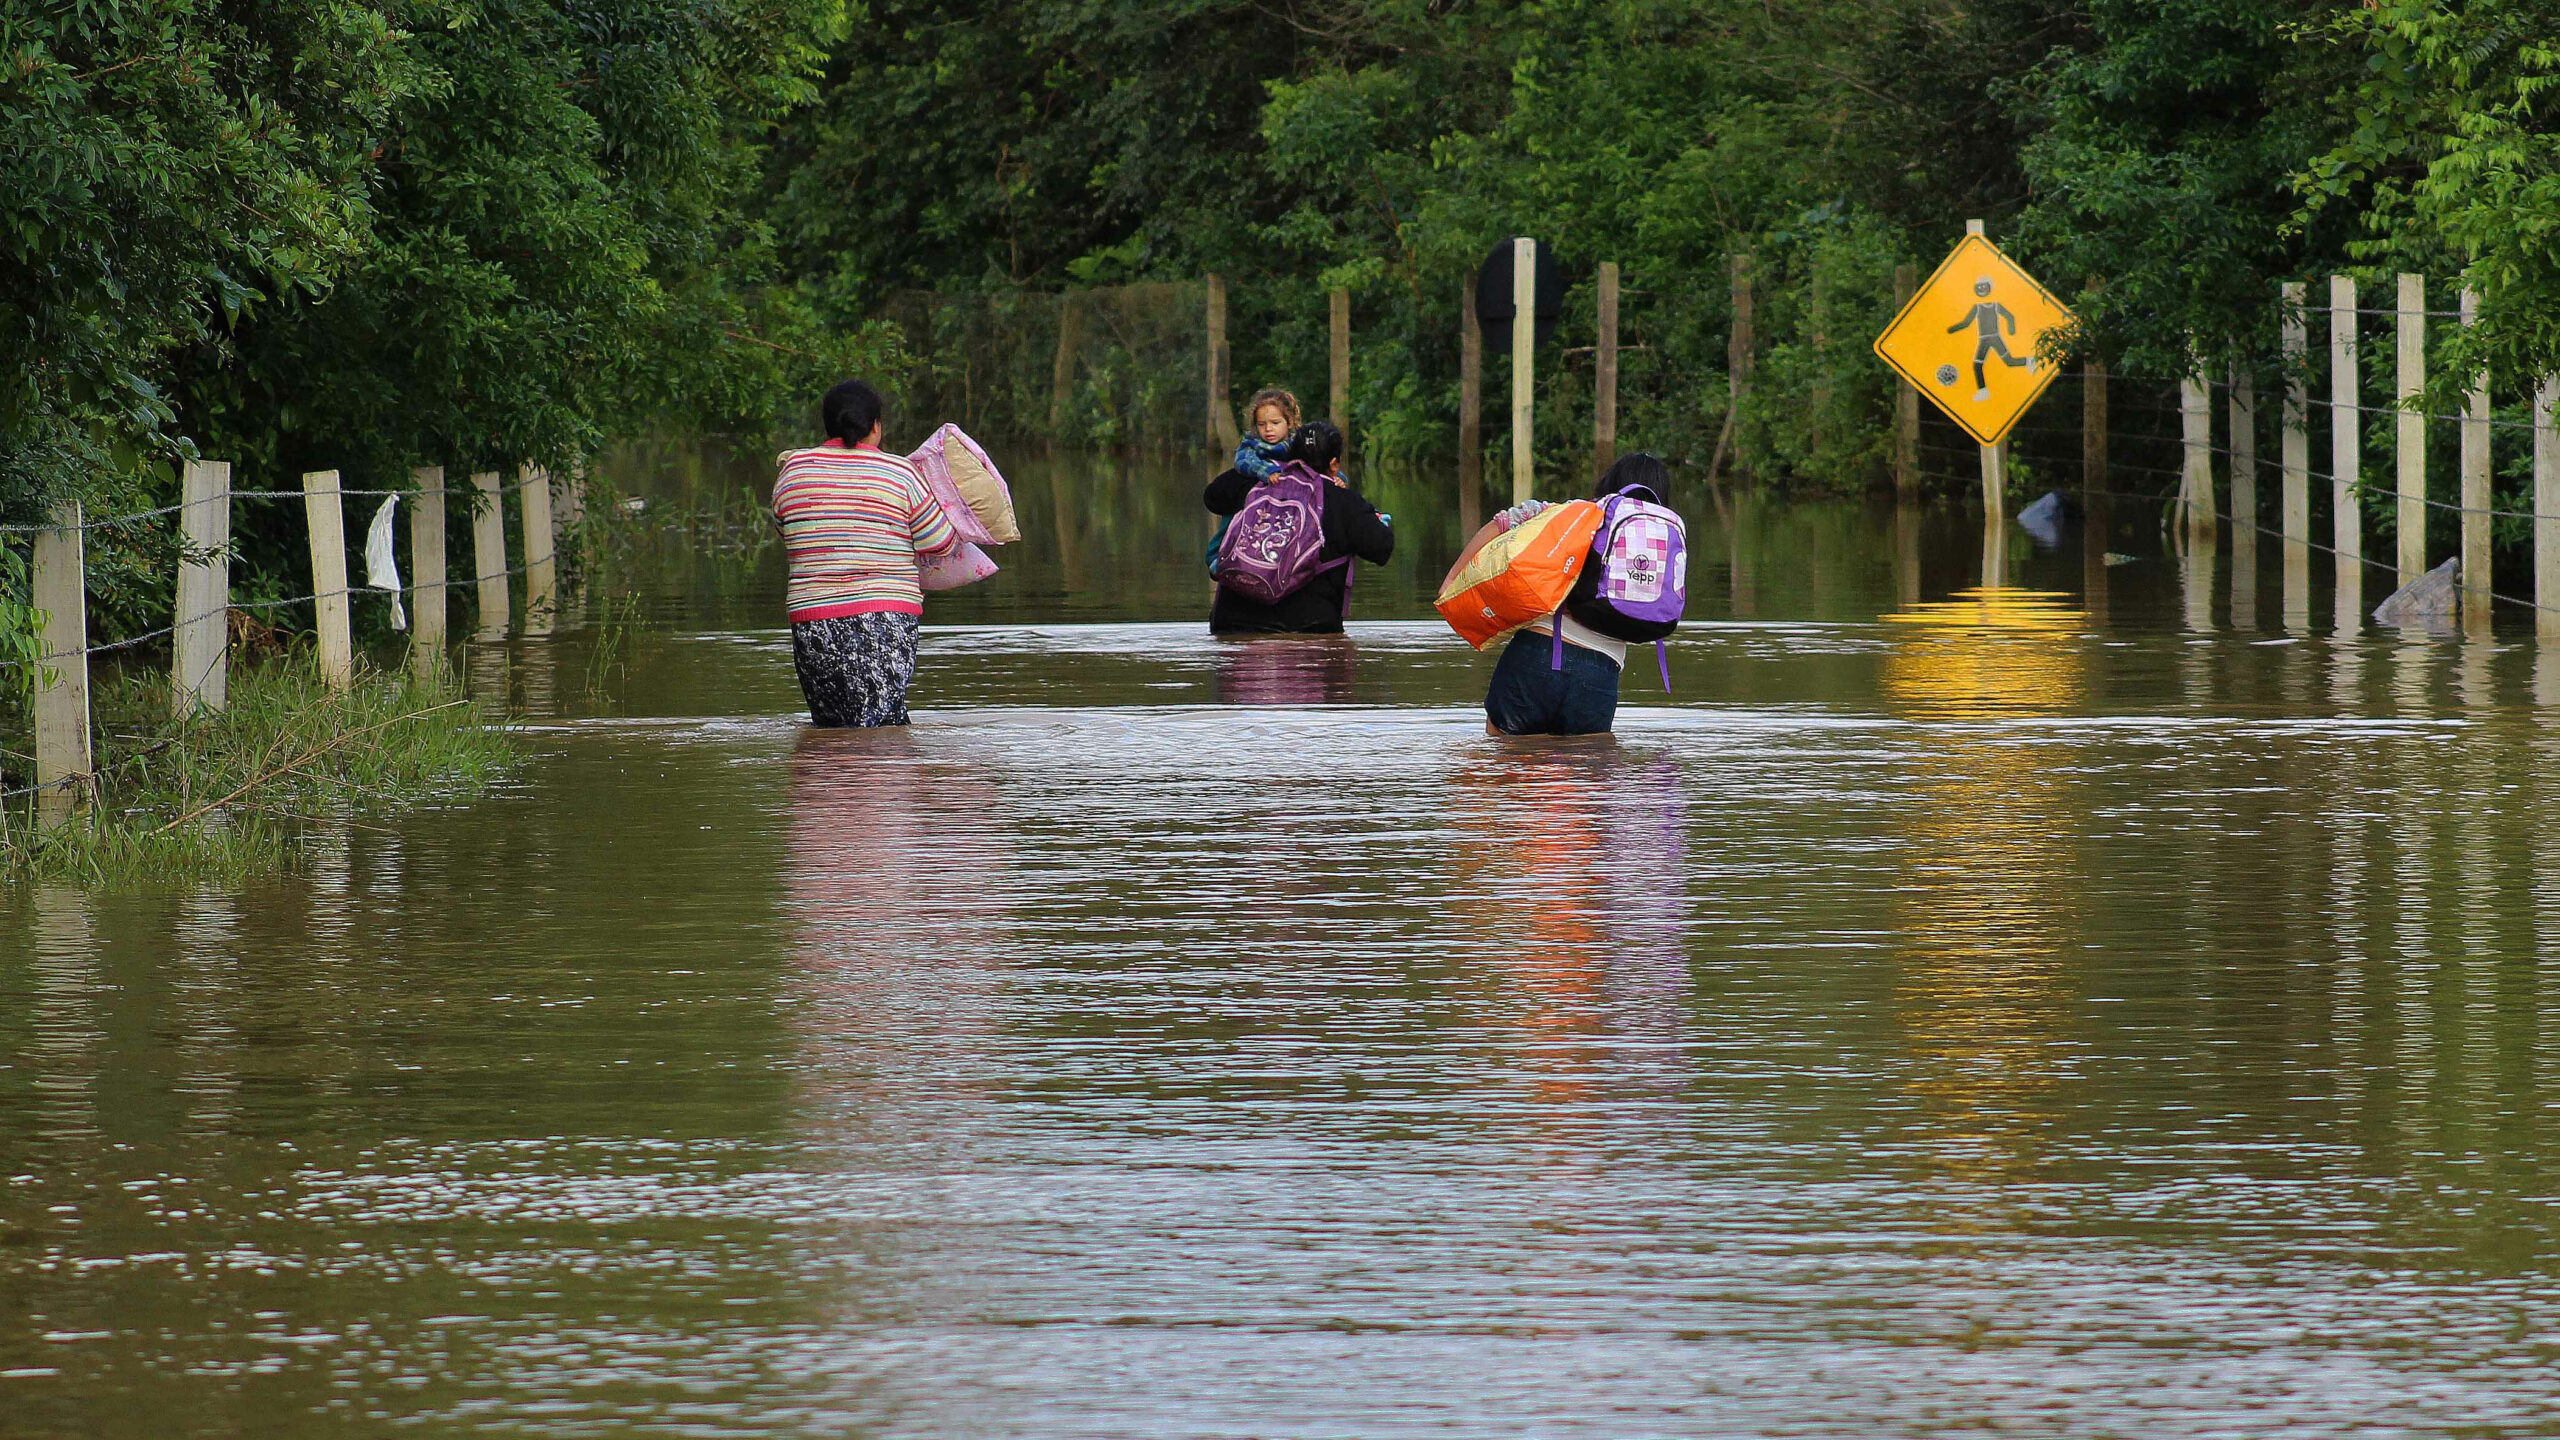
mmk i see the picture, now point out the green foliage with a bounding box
[0,1,419,517]
[2305,0,2560,396]
[0,657,510,886]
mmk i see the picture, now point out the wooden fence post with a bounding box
[302,470,353,690]
[1896,263,1921,498]
[521,465,555,637]
[2282,283,2311,550]
[2231,365,2258,624]
[2082,356,2108,496]
[2459,287,2492,633]
[1594,260,1620,479]
[1329,287,1351,454]
[2180,376,2214,536]
[471,470,509,640]
[173,459,230,716]
[1728,253,1754,481]
[2537,375,2560,640]
[1048,294,1082,438]
[1205,274,1237,453]
[32,501,90,829]
[2331,275,2363,612]
[1458,286,1482,535]
[1511,237,1536,504]
[2282,282,2313,632]
[2397,272,2427,585]
[410,465,447,676]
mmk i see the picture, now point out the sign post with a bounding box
[1872,220,2075,525]
[1473,238,1563,506]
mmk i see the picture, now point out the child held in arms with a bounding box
[1234,388,1302,480]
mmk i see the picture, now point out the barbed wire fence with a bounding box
[2,468,576,817]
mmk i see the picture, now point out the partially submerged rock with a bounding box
[2373,555,2461,628]
[2016,490,2080,547]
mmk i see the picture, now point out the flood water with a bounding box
[11,447,2560,1436]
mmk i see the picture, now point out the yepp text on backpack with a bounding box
[1560,484,1688,687]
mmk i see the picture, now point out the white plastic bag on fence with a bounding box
[366,495,406,631]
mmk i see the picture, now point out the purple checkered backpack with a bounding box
[1215,461,1351,607]
[1563,483,1688,686]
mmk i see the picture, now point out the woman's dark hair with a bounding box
[1595,451,1670,502]
[1286,419,1345,471]
[821,380,886,444]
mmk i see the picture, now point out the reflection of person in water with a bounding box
[1213,634,1357,705]
[1946,278,2035,401]
[1447,745,1693,1100]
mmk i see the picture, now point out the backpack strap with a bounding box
[1656,639,1671,692]
[1550,604,1567,670]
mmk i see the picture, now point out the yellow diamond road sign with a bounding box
[1874,235,2075,447]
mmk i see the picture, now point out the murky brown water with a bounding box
[9,449,2560,1436]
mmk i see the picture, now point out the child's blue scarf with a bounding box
[1233,435,1289,481]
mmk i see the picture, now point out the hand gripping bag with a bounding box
[1435,500,1605,649]
[908,424,1020,545]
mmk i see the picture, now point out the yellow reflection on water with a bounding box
[1880,586,2090,1194]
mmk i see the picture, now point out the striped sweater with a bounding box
[772,440,960,620]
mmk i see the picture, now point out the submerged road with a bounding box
[6,458,2560,1437]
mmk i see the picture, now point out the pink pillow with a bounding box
[908,424,1019,546]
[919,541,999,591]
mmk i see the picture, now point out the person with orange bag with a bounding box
[1444,454,1682,737]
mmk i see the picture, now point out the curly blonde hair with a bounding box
[1244,387,1301,431]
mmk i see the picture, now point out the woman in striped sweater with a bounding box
[772,380,961,726]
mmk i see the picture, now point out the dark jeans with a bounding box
[1484,628,1619,735]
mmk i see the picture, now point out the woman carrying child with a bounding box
[1203,419,1394,634]
[1450,453,1677,737]
[771,379,960,727]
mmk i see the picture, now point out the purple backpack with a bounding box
[1560,484,1688,686]
[1215,461,1351,607]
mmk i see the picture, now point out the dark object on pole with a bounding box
[1474,239,1563,344]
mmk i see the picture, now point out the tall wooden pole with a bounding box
[2537,375,2560,640]
[410,465,447,677]
[1511,236,1536,504]
[2331,275,2363,623]
[2282,282,2311,631]
[1458,287,1482,535]
[1895,263,1921,498]
[2397,272,2427,585]
[2082,357,2109,496]
[2083,357,2110,617]
[302,469,353,690]
[1728,253,1753,481]
[2460,286,2492,633]
[1048,294,1082,439]
[173,459,230,715]
[1594,260,1620,479]
[1205,274,1235,453]
[1329,286,1351,450]
[2231,366,2258,628]
[32,501,89,830]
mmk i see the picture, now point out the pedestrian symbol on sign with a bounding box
[1946,277,2037,401]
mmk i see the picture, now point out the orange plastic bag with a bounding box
[1436,500,1605,649]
